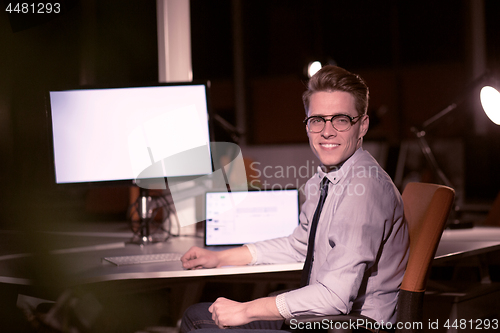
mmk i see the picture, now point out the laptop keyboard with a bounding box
[103,252,183,266]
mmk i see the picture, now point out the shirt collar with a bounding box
[316,147,364,185]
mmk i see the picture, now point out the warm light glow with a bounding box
[307,61,322,77]
[480,86,500,125]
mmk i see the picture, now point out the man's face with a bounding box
[306,91,369,172]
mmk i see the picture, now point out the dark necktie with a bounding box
[300,176,330,287]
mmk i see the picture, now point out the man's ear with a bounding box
[359,115,369,139]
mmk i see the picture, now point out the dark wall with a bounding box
[1,0,499,227]
[0,0,158,226]
[190,0,500,200]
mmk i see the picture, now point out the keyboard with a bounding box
[103,252,183,266]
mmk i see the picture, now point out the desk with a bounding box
[425,227,500,333]
[0,222,304,331]
[2,225,500,288]
[435,227,500,263]
[2,224,500,332]
[55,236,304,286]
[0,222,303,289]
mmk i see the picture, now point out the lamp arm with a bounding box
[410,126,454,189]
[421,70,494,130]
[407,71,496,219]
[213,114,243,143]
[421,103,459,129]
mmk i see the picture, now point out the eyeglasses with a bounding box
[304,114,364,133]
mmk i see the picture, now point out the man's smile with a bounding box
[319,143,340,149]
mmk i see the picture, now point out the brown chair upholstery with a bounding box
[286,182,455,333]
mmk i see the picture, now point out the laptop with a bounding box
[204,188,300,246]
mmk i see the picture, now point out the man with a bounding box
[180,65,409,332]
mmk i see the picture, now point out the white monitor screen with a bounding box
[205,189,300,246]
[48,83,212,184]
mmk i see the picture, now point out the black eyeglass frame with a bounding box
[303,114,365,133]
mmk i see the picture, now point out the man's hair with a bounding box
[302,65,369,116]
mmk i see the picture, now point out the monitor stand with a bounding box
[129,187,163,245]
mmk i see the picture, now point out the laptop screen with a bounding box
[204,189,300,246]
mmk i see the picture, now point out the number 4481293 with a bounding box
[444,318,498,330]
[6,3,61,14]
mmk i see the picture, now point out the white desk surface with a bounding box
[56,236,304,286]
[1,223,499,287]
[0,222,303,287]
[434,226,500,262]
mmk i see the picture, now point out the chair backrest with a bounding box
[397,182,455,332]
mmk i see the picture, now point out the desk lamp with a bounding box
[410,73,500,224]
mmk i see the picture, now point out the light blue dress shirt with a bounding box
[247,148,409,323]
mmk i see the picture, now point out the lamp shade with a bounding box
[480,86,500,125]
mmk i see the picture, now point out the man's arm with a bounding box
[209,296,282,328]
[281,176,406,319]
[181,245,253,269]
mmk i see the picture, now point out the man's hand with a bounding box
[181,245,254,270]
[209,297,282,329]
[209,297,252,328]
[181,246,221,269]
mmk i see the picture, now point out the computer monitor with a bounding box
[47,82,214,243]
[47,82,213,186]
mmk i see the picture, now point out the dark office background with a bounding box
[1,0,500,227]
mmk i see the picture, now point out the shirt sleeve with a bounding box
[250,227,307,264]
[276,293,293,319]
[244,244,258,265]
[283,177,400,317]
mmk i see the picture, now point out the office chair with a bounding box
[286,182,455,333]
